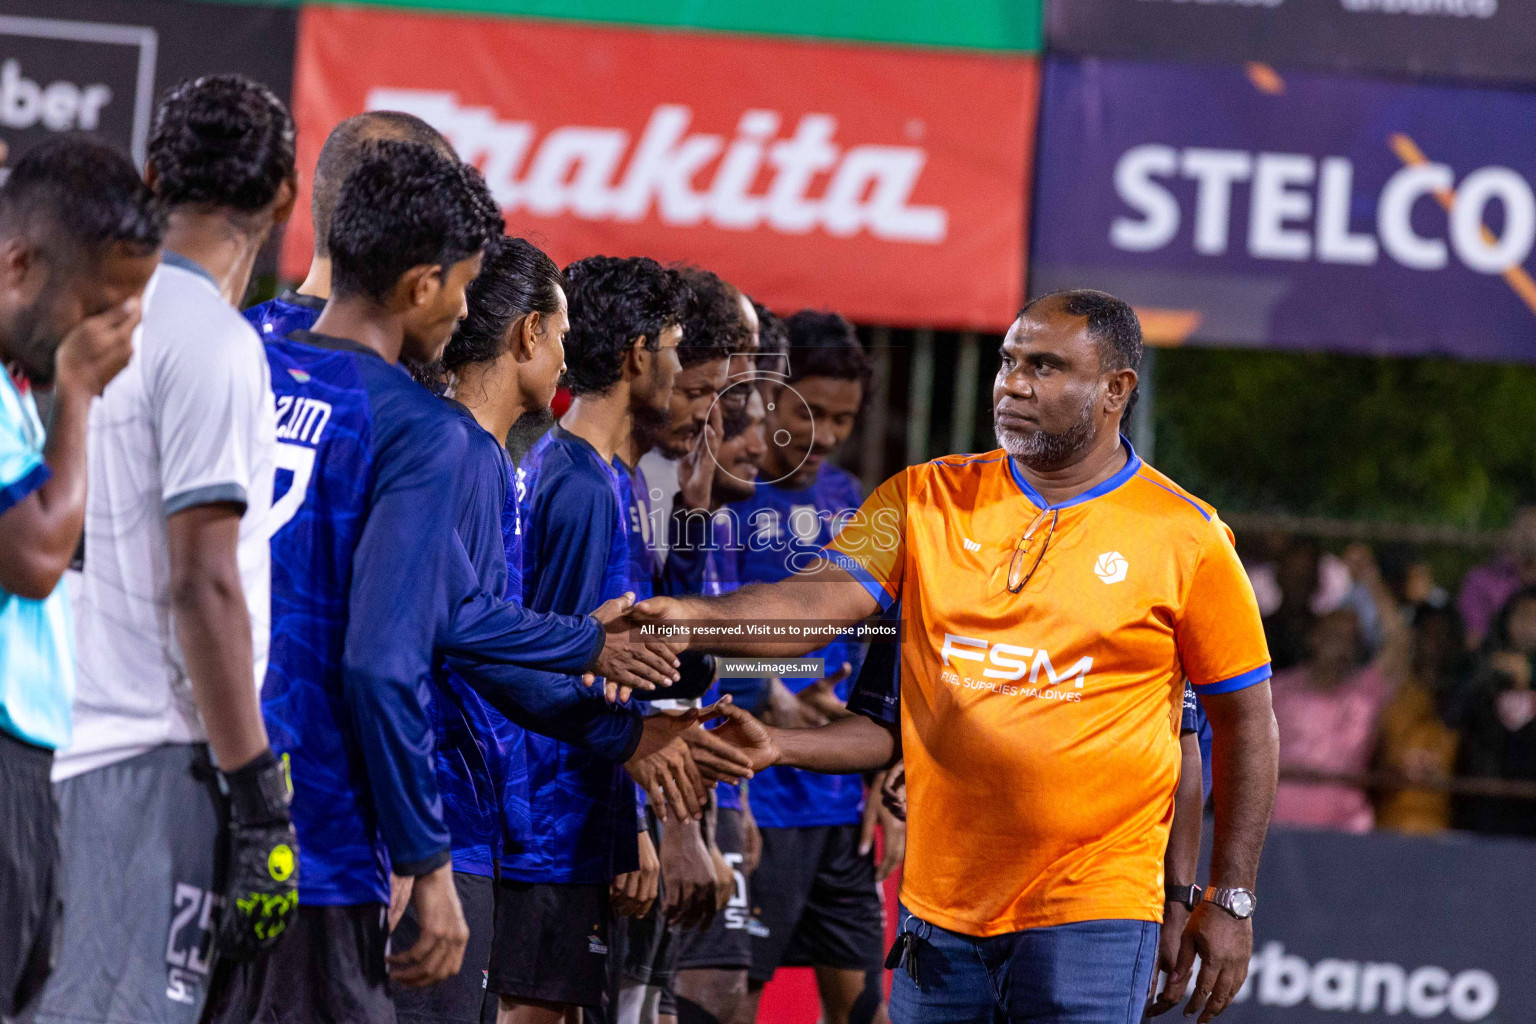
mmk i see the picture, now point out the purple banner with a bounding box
[1030,56,1536,362]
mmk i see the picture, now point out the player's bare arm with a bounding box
[630,560,880,656]
[1166,680,1279,1023]
[704,703,897,777]
[1149,731,1206,1016]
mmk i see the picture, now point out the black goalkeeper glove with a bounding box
[217,748,300,960]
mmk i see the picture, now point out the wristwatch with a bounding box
[1202,887,1257,919]
[1165,884,1202,911]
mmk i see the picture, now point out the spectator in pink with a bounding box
[1458,506,1536,648]
[1272,547,1409,833]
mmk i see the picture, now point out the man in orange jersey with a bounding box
[632,290,1279,1024]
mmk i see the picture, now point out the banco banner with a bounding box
[1208,827,1533,1022]
[290,5,1039,329]
[1031,56,1536,361]
[0,0,296,171]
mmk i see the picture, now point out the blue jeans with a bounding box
[888,905,1159,1024]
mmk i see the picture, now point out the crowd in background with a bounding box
[1241,511,1536,839]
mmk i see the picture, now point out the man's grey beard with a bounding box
[995,391,1099,472]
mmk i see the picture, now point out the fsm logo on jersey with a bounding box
[290,4,1040,329]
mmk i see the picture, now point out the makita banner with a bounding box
[1205,827,1534,1022]
[0,0,296,169]
[1030,57,1536,362]
[288,6,1038,329]
[1048,0,1536,89]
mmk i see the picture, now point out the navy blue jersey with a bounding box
[503,426,640,884]
[437,400,527,878]
[495,460,533,848]
[725,464,868,828]
[265,332,638,905]
[700,509,744,812]
[1181,681,1214,802]
[244,288,323,342]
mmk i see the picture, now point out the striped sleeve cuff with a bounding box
[818,549,897,612]
[1192,663,1272,696]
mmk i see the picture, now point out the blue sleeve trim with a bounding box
[1193,663,1272,696]
[818,549,895,612]
[0,462,49,517]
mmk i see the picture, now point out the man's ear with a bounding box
[624,333,650,379]
[0,237,36,292]
[271,172,299,228]
[1103,367,1140,415]
[514,311,542,361]
[403,263,443,309]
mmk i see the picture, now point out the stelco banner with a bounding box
[0,0,296,169]
[1030,57,1536,362]
[1048,0,1536,89]
[289,6,1038,330]
[1204,827,1534,1023]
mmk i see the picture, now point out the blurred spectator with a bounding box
[1453,586,1536,838]
[1272,547,1408,833]
[1458,506,1536,648]
[1374,604,1468,834]
[1264,538,1322,671]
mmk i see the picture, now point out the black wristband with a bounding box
[221,748,292,826]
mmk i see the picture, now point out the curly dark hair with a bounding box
[673,265,749,369]
[329,140,504,303]
[147,74,295,213]
[561,255,690,396]
[311,111,453,258]
[0,137,164,260]
[783,309,870,388]
[753,300,788,376]
[443,235,563,372]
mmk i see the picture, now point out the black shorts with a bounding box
[486,880,611,1009]
[392,872,496,1024]
[0,731,59,1018]
[675,807,752,972]
[205,903,392,1024]
[748,824,885,983]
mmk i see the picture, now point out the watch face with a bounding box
[1229,891,1254,917]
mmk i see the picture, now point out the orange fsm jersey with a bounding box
[824,441,1270,937]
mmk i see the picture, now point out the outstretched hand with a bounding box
[698,700,779,774]
[1148,903,1252,1022]
[588,592,682,701]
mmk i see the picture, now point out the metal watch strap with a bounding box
[1203,886,1257,918]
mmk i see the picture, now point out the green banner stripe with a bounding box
[204,0,1042,52]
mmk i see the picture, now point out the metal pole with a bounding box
[1128,345,1156,463]
[906,328,934,466]
[860,327,893,490]
[949,331,980,455]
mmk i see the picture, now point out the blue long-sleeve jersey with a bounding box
[1181,681,1214,802]
[502,425,641,884]
[245,288,325,342]
[726,463,868,829]
[264,331,639,905]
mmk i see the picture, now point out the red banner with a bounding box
[288,6,1037,329]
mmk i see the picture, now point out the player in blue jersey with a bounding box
[491,254,728,1024]
[672,380,773,1024]
[390,234,574,1024]
[1149,683,1214,1016]
[207,142,747,1024]
[722,311,901,1024]
[244,111,454,342]
[610,266,747,1024]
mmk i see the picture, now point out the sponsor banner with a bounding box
[1030,57,1536,362]
[1047,0,1536,89]
[289,5,1037,330]
[1203,827,1533,1022]
[214,0,1043,54]
[0,0,296,169]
